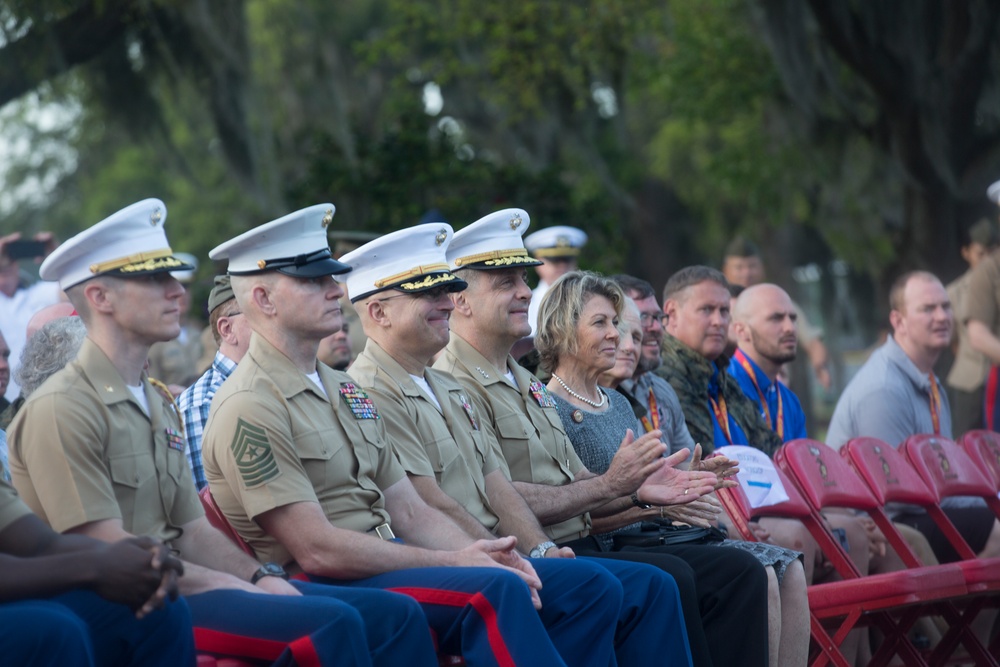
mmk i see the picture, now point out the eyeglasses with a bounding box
[640,312,664,326]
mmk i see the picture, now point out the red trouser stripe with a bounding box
[987,366,999,431]
[194,627,286,660]
[388,587,515,667]
[289,635,323,667]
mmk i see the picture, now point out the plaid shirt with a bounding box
[177,351,237,490]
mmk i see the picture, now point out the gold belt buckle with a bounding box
[373,522,395,541]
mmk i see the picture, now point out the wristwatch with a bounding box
[528,541,558,559]
[251,562,289,584]
[630,491,652,510]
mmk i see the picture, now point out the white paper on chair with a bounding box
[715,445,790,508]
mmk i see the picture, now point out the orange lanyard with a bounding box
[708,394,733,445]
[640,388,660,433]
[734,350,784,441]
[928,373,941,435]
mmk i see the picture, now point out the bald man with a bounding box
[25,302,76,340]
[727,284,805,442]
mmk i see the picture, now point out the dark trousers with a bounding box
[310,564,619,667]
[189,580,438,667]
[0,590,194,667]
[561,535,769,667]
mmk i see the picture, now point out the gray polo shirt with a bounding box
[826,334,951,450]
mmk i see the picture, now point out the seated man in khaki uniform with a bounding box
[0,476,193,666]
[344,221,696,667]
[202,205,596,666]
[435,209,773,667]
[8,199,439,667]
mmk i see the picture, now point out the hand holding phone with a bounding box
[3,240,47,260]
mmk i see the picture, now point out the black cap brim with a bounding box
[276,256,352,278]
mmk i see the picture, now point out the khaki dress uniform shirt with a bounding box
[202,334,404,568]
[0,479,33,533]
[350,340,501,531]
[7,339,202,546]
[948,269,991,391]
[963,253,1000,363]
[434,333,591,543]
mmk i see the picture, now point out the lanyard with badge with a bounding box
[734,349,784,441]
[640,388,660,433]
[928,373,942,435]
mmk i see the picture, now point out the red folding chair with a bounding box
[717,456,950,667]
[717,464,851,667]
[902,434,1000,555]
[775,439,970,667]
[959,430,1000,491]
[198,486,256,557]
[843,437,1000,665]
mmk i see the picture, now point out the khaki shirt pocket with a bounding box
[108,452,158,531]
[295,429,347,492]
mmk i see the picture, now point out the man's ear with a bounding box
[365,297,391,329]
[83,280,114,315]
[663,298,679,328]
[216,314,236,345]
[888,309,903,334]
[732,321,750,344]
[450,289,472,317]
[251,283,276,317]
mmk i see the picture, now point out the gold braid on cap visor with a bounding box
[374,263,450,288]
[89,248,182,274]
[453,249,537,267]
[399,272,461,291]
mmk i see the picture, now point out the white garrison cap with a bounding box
[340,223,467,303]
[988,179,1000,204]
[209,204,349,278]
[448,208,543,270]
[523,225,588,258]
[40,198,194,290]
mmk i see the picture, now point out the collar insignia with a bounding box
[475,366,490,379]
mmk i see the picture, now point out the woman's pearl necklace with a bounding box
[551,373,607,408]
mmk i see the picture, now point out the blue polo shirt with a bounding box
[727,350,807,443]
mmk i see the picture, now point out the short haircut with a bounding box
[723,236,760,260]
[728,283,744,299]
[662,266,729,305]
[536,271,625,373]
[610,274,655,300]
[208,297,240,346]
[15,316,87,397]
[888,270,939,313]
